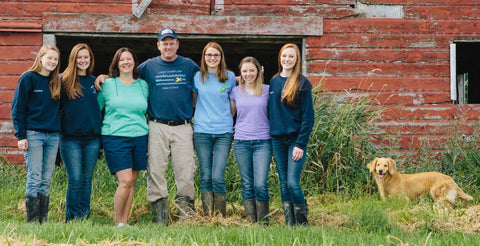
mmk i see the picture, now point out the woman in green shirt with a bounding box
[97,47,148,228]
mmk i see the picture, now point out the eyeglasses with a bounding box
[205,53,221,58]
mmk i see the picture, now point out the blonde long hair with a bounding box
[61,43,95,99]
[200,42,228,83]
[27,45,61,101]
[238,56,264,96]
[274,43,302,107]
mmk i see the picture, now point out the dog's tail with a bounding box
[456,186,473,202]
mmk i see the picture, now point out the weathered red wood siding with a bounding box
[1,0,480,163]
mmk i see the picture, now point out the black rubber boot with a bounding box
[25,194,40,223]
[243,198,256,223]
[256,200,270,225]
[213,193,226,217]
[151,198,169,225]
[201,192,214,216]
[38,192,49,224]
[175,196,195,220]
[282,201,294,226]
[294,203,309,226]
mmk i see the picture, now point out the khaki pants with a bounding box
[146,121,197,202]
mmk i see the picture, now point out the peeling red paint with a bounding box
[1,0,480,163]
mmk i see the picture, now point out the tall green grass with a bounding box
[304,84,383,196]
[1,85,480,245]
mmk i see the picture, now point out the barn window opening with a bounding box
[55,34,302,85]
[450,42,480,104]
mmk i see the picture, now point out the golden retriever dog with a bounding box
[367,157,473,207]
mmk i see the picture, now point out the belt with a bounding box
[151,118,191,126]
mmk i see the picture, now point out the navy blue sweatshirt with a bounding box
[268,74,315,150]
[11,71,61,140]
[60,75,102,139]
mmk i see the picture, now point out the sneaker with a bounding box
[117,223,125,228]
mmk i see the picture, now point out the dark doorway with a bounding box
[455,42,480,104]
[55,34,302,84]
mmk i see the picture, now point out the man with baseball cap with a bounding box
[138,27,199,225]
[95,27,199,225]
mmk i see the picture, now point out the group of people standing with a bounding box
[11,27,314,227]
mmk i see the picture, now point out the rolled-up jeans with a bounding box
[194,132,232,194]
[233,139,272,201]
[271,135,307,205]
[24,130,60,197]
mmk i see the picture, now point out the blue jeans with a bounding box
[271,135,307,205]
[233,140,272,201]
[24,130,60,197]
[194,132,232,193]
[60,136,100,221]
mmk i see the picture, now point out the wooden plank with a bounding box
[145,2,210,15]
[0,151,25,164]
[313,76,450,91]
[4,0,131,3]
[324,19,480,34]
[362,0,480,5]
[306,48,449,62]
[0,2,131,17]
[306,34,452,49]
[0,76,20,90]
[318,90,451,106]
[380,105,480,121]
[307,61,450,77]
[0,105,12,120]
[405,6,480,20]
[0,90,15,103]
[0,137,16,147]
[370,134,451,150]
[43,13,323,36]
[372,121,478,137]
[222,0,355,4]
[0,135,18,147]
[337,91,451,105]
[0,46,39,60]
[216,5,357,19]
[0,61,33,75]
[0,19,42,32]
[0,33,42,46]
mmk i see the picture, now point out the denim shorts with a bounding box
[102,135,148,174]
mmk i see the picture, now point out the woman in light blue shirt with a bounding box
[193,42,236,217]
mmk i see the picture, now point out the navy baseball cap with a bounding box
[158,28,177,41]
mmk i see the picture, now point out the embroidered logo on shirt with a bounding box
[90,85,97,94]
[220,84,227,93]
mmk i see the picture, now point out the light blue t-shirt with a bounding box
[97,77,149,137]
[229,84,270,140]
[193,70,236,134]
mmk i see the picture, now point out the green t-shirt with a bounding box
[97,77,149,137]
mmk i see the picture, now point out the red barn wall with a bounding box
[1,0,480,163]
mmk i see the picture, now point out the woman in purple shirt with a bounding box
[230,57,271,224]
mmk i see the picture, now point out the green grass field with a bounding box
[2,87,479,245]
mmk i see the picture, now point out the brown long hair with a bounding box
[274,43,302,107]
[108,47,140,79]
[200,42,228,83]
[27,45,61,101]
[61,43,95,99]
[238,56,264,96]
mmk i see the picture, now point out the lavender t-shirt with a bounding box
[230,84,270,140]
